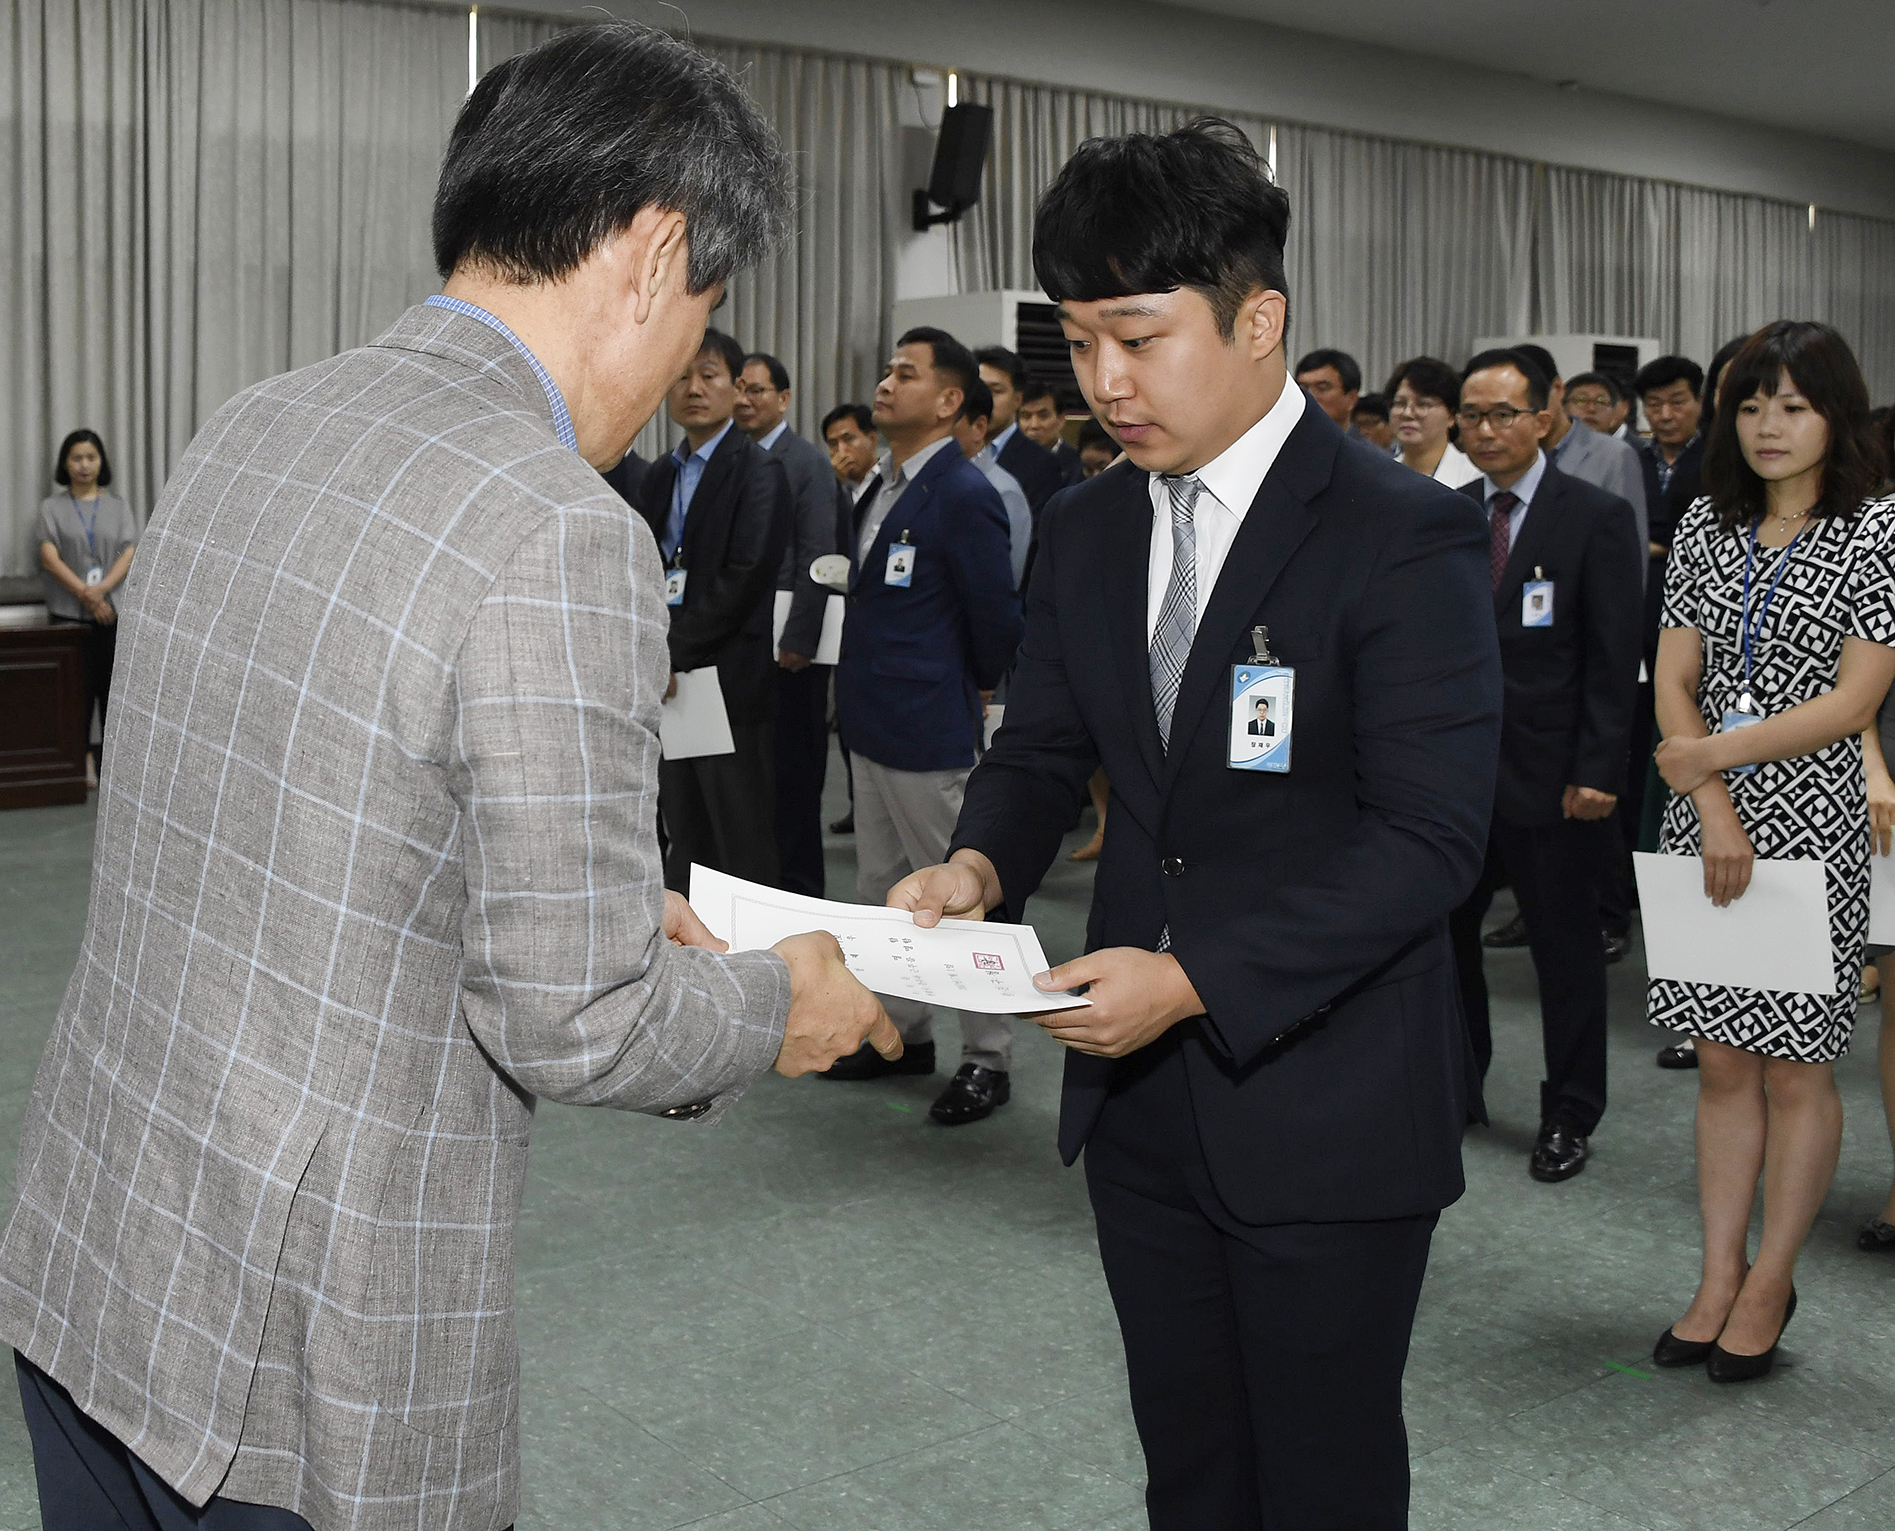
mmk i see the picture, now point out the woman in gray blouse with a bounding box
[38,429,137,774]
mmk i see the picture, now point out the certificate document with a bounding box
[689,866,1091,1015]
[660,667,734,760]
[1633,853,1835,995]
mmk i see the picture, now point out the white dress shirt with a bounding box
[757,419,789,451]
[857,435,957,563]
[1430,441,1477,488]
[1474,450,1548,552]
[1146,379,1308,642]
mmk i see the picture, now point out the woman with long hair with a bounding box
[1648,321,1895,1381]
[37,429,137,780]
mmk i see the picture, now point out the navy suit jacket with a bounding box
[835,442,1022,772]
[950,398,1503,1225]
[1461,463,1642,827]
[997,430,1068,518]
[634,428,791,723]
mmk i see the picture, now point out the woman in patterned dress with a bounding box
[1647,321,1895,1382]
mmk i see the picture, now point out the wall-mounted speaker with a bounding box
[913,103,993,232]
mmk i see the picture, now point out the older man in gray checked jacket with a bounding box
[0,26,897,1531]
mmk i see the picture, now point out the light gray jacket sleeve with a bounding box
[450,500,789,1120]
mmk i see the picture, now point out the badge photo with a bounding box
[885,543,916,588]
[1228,666,1294,773]
[665,568,688,607]
[1522,578,1554,627]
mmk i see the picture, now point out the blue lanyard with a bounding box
[70,492,99,563]
[1737,519,1805,705]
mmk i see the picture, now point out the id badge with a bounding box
[885,544,915,587]
[1228,665,1293,773]
[84,565,103,586]
[1719,707,1763,776]
[1522,580,1553,627]
[664,568,687,607]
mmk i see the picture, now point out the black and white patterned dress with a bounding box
[1648,494,1895,1061]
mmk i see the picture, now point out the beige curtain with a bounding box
[3,0,464,578]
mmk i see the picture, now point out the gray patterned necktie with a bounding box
[1150,474,1203,749]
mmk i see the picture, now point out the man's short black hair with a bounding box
[1635,354,1704,399]
[433,23,791,291]
[745,352,790,392]
[1564,370,1622,402]
[973,347,1027,390]
[1294,349,1361,394]
[696,328,747,382]
[961,375,995,426]
[1463,348,1550,411]
[53,428,112,488]
[1351,393,1390,423]
[896,326,978,402]
[1020,378,1059,409]
[1512,343,1560,386]
[822,403,874,438]
[1033,117,1291,340]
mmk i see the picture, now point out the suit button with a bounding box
[1161,857,1184,877]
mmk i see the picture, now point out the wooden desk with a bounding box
[0,615,88,809]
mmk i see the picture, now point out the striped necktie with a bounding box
[1149,474,1203,749]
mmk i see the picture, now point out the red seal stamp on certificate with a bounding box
[972,953,1005,972]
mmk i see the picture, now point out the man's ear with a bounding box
[939,386,966,424]
[1245,289,1288,362]
[629,208,691,326]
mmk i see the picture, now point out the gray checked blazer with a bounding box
[0,304,791,1529]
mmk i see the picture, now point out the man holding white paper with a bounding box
[635,329,792,890]
[738,352,853,896]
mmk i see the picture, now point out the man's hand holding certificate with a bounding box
[888,851,1208,1059]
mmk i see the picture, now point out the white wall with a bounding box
[483,0,1895,219]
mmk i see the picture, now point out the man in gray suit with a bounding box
[0,25,897,1531]
[736,351,852,897]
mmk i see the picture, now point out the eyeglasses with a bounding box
[1455,405,1535,431]
[738,384,780,399]
[1566,393,1614,411]
[1389,397,1445,416]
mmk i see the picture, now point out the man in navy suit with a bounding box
[890,122,1501,1528]
[976,346,1068,519]
[1448,350,1642,1183]
[1017,379,1085,487]
[827,327,1023,1124]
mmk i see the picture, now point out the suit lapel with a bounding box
[1095,465,1165,792]
[1160,415,1333,787]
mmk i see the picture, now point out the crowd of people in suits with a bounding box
[584,291,1895,1390]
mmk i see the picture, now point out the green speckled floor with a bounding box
[3,750,1895,1528]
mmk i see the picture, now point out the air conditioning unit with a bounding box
[890,290,1085,414]
[1470,333,1665,396]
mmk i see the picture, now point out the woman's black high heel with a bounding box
[1652,1326,1716,1368]
[1707,1288,1797,1383]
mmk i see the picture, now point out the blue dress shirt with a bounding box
[665,420,734,562]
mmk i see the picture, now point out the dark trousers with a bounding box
[1450,815,1609,1134]
[50,615,116,761]
[1591,811,1632,937]
[1084,1041,1436,1531]
[772,663,830,897]
[660,720,777,892]
[16,1352,313,1530]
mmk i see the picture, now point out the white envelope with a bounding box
[688,865,1090,1015]
[1870,845,1895,946]
[659,667,734,760]
[771,590,845,665]
[1633,853,1835,995]
[983,704,1005,750]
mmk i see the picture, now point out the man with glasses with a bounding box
[1447,349,1641,1185]
[737,352,852,896]
[1565,371,1633,441]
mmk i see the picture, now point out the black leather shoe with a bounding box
[1856,1217,1895,1251]
[1482,913,1528,948]
[1529,1123,1589,1182]
[827,812,854,835]
[1657,1040,1699,1069]
[1603,930,1631,965]
[1707,1289,1796,1383]
[1652,1327,1716,1368]
[929,1062,1010,1125]
[821,1040,934,1081]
